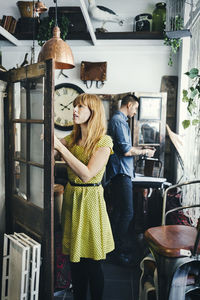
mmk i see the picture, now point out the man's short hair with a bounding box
[121,94,139,107]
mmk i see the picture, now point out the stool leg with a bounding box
[153,253,192,300]
[156,257,175,300]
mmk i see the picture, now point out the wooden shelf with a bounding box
[95,31,164,40]
[0,25,21,46]
[0,0,164,46]
[1,31,164,47]
[14,31,91,41]
[13,31,163,41]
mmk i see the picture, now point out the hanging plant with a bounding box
[37,15,70,46]
[164,15,184,66]
[182,68,200,129]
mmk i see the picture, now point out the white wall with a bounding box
[1,42,178,135]
[0,81,7,265]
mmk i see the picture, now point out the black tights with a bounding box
[70,258,104,300]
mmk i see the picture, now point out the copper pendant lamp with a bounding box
[37,0,75,69]
[35,0,47,14]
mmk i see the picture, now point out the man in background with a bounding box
[106,94,155,265]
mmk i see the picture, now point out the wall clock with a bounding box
[54,83,84,130]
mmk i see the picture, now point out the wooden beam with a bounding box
[79,0,97,45]
[0,25,21,46]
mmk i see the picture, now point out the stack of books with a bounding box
[1,15,17,34]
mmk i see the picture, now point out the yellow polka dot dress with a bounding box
[61,134,115,262]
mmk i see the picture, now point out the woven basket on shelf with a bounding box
[17,1,34,18]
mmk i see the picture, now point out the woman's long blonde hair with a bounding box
[69,93,107,156]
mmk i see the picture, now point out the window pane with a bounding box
[14,123,26,160]
[139,97,162,120]
[30,166,44,208]
[13,78,44,120]
[13,82,20,119]
[13,82,26,119]
[30,124,44,164]
[14,161,27,200]
[138,122,160,144]
[30,77,44,120]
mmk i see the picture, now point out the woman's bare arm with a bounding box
[54,135,110,182]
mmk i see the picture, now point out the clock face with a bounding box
[54,83,84,130]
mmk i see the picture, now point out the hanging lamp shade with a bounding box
[35,0,47,14]
[38,26,75,69]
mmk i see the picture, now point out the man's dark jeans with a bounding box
[110,174,134,253]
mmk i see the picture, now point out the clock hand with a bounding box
[60,103,67,108]
[60,102,73,110]
[60,103,68,111]
[61,107,70,111]
[65,100,74,108]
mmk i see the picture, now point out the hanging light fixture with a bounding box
[35,0,47,15]
[31,0,47,64]
[37,0,75,69]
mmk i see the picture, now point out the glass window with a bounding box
[30,78,44,120]
[139,97,162,120]
[14,161,27,200]
[14,123,27,160]
[138,121,160,144]
[30,124,44,164]
[30,165,44,208]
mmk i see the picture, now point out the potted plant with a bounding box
[182,68,200,129]
[164,15,184,66]
[37,15,69,46]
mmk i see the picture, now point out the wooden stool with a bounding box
[144,180,200,300]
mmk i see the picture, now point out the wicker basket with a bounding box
[17,1,34,18]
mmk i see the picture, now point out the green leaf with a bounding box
[196,85,200,93]
[192,119,200,126]
[182,120,190,129]
[190,89,198,99]
[182,89,189,102]
[182,89,188,96]
[188,68,199,79]
[182,96,189,102]
[37,16,69,46]
[187,101,196,114]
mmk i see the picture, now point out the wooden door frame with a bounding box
[4,60,55,299]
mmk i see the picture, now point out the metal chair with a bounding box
[144,180,200,300]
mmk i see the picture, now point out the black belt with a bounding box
[69,181,101,187]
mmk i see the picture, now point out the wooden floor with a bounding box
[54,233,146,300]
[54,260,141,300]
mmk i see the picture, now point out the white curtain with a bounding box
[182,7,200,226]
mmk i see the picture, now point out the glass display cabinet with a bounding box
[132,92,167,177]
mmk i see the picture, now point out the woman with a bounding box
[54,93,114,300]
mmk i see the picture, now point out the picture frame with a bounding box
[139,96,162,120]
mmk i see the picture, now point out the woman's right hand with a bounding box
[54,135,62,152]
